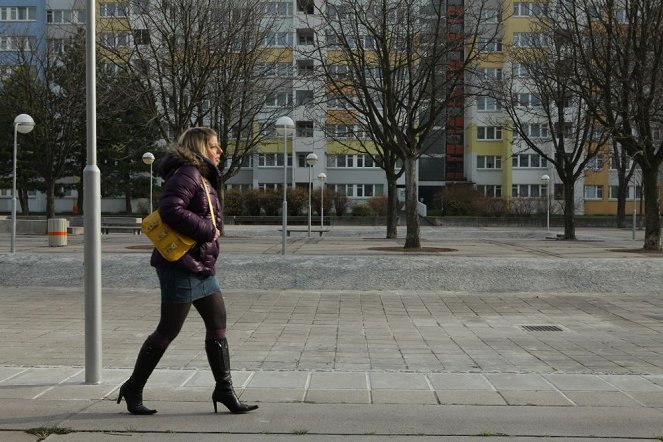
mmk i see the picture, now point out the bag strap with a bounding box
[201,177,217,230]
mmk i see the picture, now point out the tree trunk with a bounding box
[386,176,398,239]
[404,156,420,249]
[616,171,627,228]
[641,165,661,251]
[47,181,55,218]
[76,178,84,215]
[125,190,133,214]
[562,180,576,240]
[19,189,29,215]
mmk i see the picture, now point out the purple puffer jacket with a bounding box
[150,151,221,275]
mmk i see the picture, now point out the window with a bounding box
[512,154,547,168]
[298,0,314,14]
[334,184,384,197]
[265,91,292,107]
[652,127,663,142]
[553,121,573,138]
[327,124,354,139]
[295,90,313,106]
[584,185,603,200]
[296,121,313,137]
[476,96,501,111]
[609,185,641,200]
[480,38,503,52]
[133,29,150,45]
[477,67,502,80]
[99,33,132,48]
[257,153,291,167]
[0,36,34,51]
[481,9,499,23]
[297,60,314,76]
[514,123,549,139]
[257,183,282,190]
[513,2,546,17]
[514,93,541,107]
[0,7,36,21]
[264,2,293,16]
[512,184,546,198]
[327,154,377,168]
[256,63,292,77]
[477,185,502,197]
[477,126,502,141]
[99,3,128,18]
[263,32,293,47]
[477,155,502,169]
[512,32,548,48]
[297,29,315,45]
[329,64,350,79]
[512,63,529,78]
[585,156,604,171]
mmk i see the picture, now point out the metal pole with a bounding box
[84,0,102,384]
[149,162,153,214]
[546,186,550,232]
[308,165,312,237]
[11,124,17,253]
[282,129,287,255]
[320,185,324,228]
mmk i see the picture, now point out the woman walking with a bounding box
[117,127,258,415]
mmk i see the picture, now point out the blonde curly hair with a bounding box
[171,127,218,172]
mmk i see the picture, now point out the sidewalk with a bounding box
[1,227,663,440]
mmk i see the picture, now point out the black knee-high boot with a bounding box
[205,338,258,414]
[117,339,166,415]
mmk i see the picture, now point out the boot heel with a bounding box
[117,392,123,405]
[213,399,218,413]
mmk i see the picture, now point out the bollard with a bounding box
[47,218,68,247]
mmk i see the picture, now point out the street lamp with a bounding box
[318,172,326,228]
[142,152,155,213]
[276,116,294,255]
[11,114,35,254]
[306,153,318,237]
[541,174,550,232]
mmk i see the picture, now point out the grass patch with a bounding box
[292,428,309,435]
[26,427,74,441]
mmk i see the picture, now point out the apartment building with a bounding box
[1,0,659,216]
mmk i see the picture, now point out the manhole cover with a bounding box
[521,325,564,332]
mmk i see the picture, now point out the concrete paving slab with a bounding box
[564,391,644,407]
[484,373,555,391]
[371,390,438,404]
[39,435,663,442]
[50,402,663,439]
[0,399,92,430]
[0,431,38,442]
[426,373,492,390]
[304,389,370,404]
[600,374,663,392]
[499,390,574,406]
[543,374,617,391]
[309,372,368,390]
[368,373,429,390]
[436,390,507,406]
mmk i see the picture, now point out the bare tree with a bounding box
[102,0,287,186]
[301,0,498,248]
[0,35,86,218]
[561,0,663,250]
[489,20,608,239]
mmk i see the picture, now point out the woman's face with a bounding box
[205,136,223,167]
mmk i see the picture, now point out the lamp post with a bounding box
[541,174,550,232]
[306,153,318,237]
[142,152,155,213]
[318,172,326,228]
[276,116,294,255]
[11,114,35,254]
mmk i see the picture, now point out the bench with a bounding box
[100,217,143,235]
[280,227,331,237]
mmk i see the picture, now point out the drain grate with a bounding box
[521,325,564,332]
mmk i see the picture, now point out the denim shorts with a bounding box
[155,267,220,303]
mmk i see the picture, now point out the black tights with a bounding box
[148,291,227,349]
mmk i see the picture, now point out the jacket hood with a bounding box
[156,150,221,187]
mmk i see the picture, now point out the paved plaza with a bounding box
[1,226,663,440]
